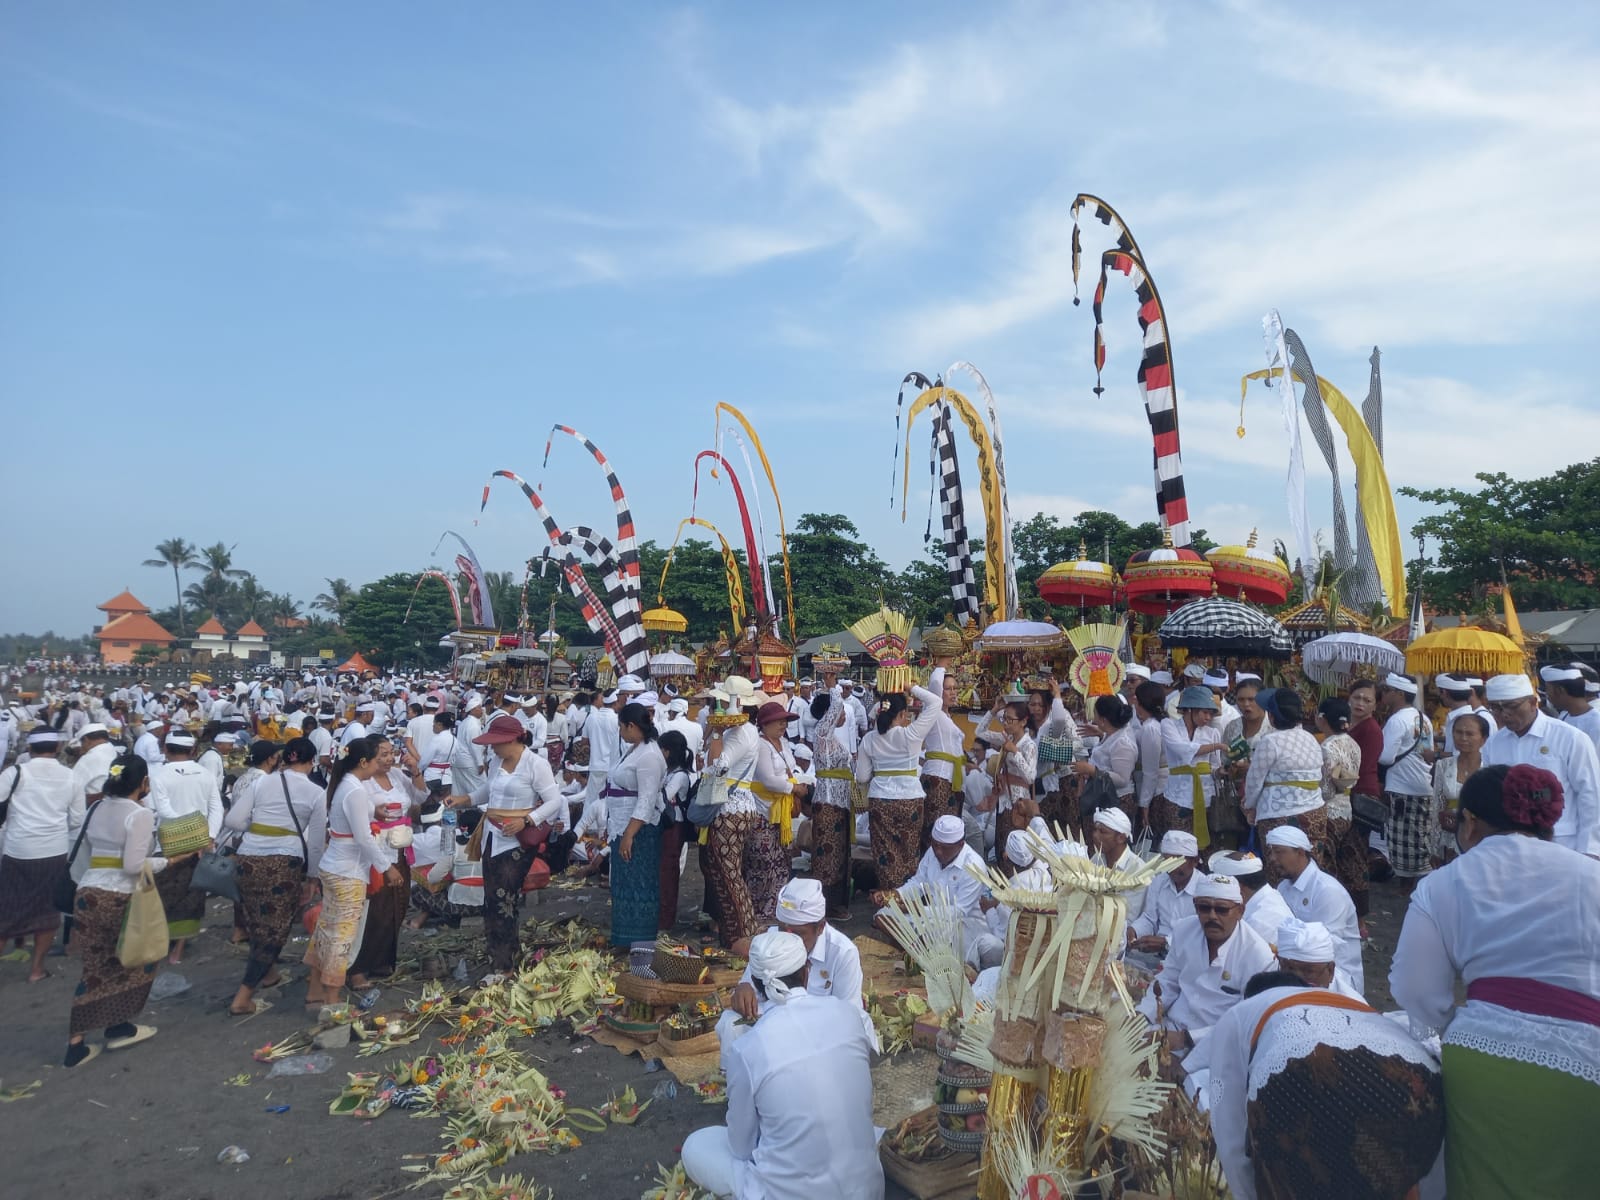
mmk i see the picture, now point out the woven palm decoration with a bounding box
[848,604,915,694]
[1065,620,1127,698]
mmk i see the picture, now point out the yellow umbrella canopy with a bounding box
[641,605,689,634]
[1405,625,1524,677]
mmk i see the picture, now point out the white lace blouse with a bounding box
[1390,833,1600,1085]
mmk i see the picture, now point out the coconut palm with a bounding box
[197,542,248,586]
[314,577,354,622]
[142,537,200,634]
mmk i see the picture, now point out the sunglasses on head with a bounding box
[1193,901,1235,917]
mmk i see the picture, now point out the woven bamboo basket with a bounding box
[614,972,724,1007]
[651,946,712,985]
[157,812,211,856]
[654,1029,721,1058]
[602,1012,660,1042]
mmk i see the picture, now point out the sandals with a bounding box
[105,1024,158,1051]
[65,1044,102,1070]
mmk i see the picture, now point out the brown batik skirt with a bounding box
[1327,811,1371,917]
[869,796,924,891]
[707,810,774,947]
[918,775,959,853]
[1256,806,1334,886]
[992,804,1025,876]
[155,853,205,940]
[810,803,851,911]
[235,853,304,989]
[1247,1044,1444,1200]
[1147,796,1195,848]
[71,887,157,1035]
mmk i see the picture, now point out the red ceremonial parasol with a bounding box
[1204,529,1291,606]
[1123,529,1213,616]
[1037,540,1120,608]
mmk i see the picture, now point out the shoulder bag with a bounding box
[117,861,170,967]
[52,797,100,914]
[191,835,241,902]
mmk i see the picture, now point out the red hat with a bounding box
[754,701,798,727]
[472,714,526,745]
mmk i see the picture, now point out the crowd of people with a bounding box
[1,657,1597,1198]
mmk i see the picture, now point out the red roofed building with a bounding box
[94,590,175,664]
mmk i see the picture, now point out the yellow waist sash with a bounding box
[752,780,797,845]
[816,768,854,781]
[89,855,122,869]
[924,750,965,789]
[1170,761,1212,848]
[871,768,920,778]
[248,822,296,838]
[1266,778,1321,790]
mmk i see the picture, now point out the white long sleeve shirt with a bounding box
[605,741,667,840]
[1242,726,1326,820]
[1136,916,1277,1051]
[1275,860,1363,994]
[724,994,884,1200]
[467,748,565,858]
[1136,717,1167,808]
[1130,869,1199,941]
[225,769,327,870]
[1160,717,1222,810]
[1378,707,1432,797]
[890,841,991,952]
[1481,710,1600,856]
[1391,833,1600,1084]
[318,774,390,882]
[150,760,224,839]
[77,797,169,895]
[0,758,79,859]
[854,672,945,801]
[1241,885,1294,950]
[732,922,875,1048]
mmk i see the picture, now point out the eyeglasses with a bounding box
[1192,901,1236,917]
[1486,698,1532,713]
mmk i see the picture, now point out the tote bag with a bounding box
[117,862,170,967]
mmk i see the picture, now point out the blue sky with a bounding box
[4,0,1598,634]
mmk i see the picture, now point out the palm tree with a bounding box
[234,574,265,623]
[314,578,354,623]
[197,542,248,587]
[142,537,200,634]
[260,591,302,628]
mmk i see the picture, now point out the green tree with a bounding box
[1401,458,1600,611]
[639,537,749,644]
[344,573,458,669]
[773,513,894,638]
[142,537,200,635]
[1008,510,1215,620]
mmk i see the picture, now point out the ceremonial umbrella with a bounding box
[1204,530,1292,606]
[975,619,1067,653]
[648,650,696,678]
[1123,531,1213,616]
[641,605,689,634]
[1157,597,1294,659]
[1301,631,1405,686]
[1405,626,1524,677]
[1037,541,1120,608]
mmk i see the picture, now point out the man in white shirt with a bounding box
[69,724,119,808]
[340,702,373,749]
[583,690,620,816]
[1481,672,1600,856]
[1137,872,1276,1069]
[872,814,998,968]
[1207,850,1292,950]
[518,695,548,748]
[1266,825,1363,993]
[661,697,704,768]
[1090,806,1147,925]
[1274,917,1364,1000]
[1437,673,1495,755]
[1543,663,1600,755]
[403,700,436,763]
[0,728,79,980]
[1204,669,1241,732]
[308,711,337,772]
[794,679,819,743]
[1377,674,1433,879]
[683,930,883,1200]
[1129,831,1201,953]
[724,879,874,1049]
[132,714,166,766]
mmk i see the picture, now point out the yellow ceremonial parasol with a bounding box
[641,606,689,634]
[1405,626,1524,677]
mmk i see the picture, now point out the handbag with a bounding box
[117,861,170,967]
[1077,770,1121,821]
[1037,733,1077,768]
[1350,791,1391,834]
[280,774,311,879]
[53,799,100,914]
[191,838,241,902]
